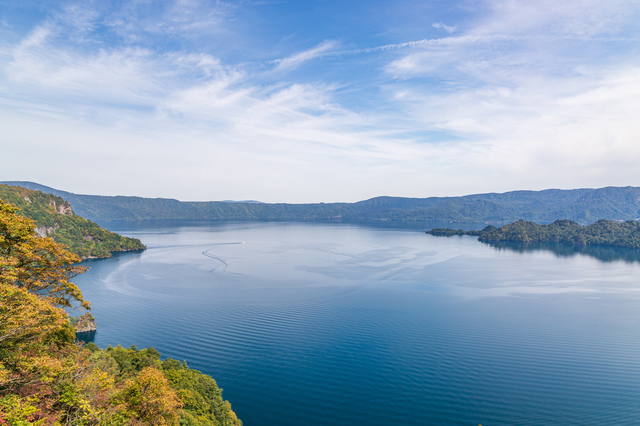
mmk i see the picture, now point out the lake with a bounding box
[74,221,640,425]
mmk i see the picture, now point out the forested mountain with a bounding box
[0,184,145,258]
[4,181,640,225]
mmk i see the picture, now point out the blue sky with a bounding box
[1,0,640,202]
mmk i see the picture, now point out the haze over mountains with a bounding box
[3,181,640,225]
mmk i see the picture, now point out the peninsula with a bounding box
[427,219,640,248]
[0,184,145,259]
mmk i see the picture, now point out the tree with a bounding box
[0,199,240,425]
[0,199,93,424]
[121,367,183,425]
[0,199,88,310]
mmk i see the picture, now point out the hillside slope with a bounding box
[4,181,640,225]
[0,184,145,258]
[0,199,240,425]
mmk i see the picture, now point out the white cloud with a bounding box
[386,66,640,192]
[478,0,639,38]
[6,43,159,107]
[371,0,640,194]
[272,40,338,71]
[432,22,456,34]
[2,0,640,201]
[17,25,51,49]
[104,0,231,39]
[52,2,101,42]
[1,13,439,201]
[330,34,512,58]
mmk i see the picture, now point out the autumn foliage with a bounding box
[0,199,241,425]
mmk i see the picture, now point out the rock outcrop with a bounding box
[73,312,97,332]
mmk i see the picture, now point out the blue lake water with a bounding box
[74,221,640,425]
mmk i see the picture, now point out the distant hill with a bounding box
[0,184,145,258]
[3,181,640,225]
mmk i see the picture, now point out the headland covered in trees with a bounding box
[0,184,145,259]
[0,198,241,425]
[427,219,640,248]
[4,181,640,225]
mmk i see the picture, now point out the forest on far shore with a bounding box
[427,219,640,248]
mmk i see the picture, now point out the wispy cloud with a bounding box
[478,0,639,38]
[2,0,640,201]
[272,40,338,71]
[432,22,456,34]
[0,7,417,200]
[298,34,516,63]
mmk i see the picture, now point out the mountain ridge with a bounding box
[3,181,639,225]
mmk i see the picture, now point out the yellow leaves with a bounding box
[121,367,183,426]
[0,200,93,424]
[66,370,115,423]
[0,200,239,425]
[9,235,88,310]
[60,382,92,415]
[81,369,116,393]
[0,199,89,310]
[21,353,64,384]
[175,388,197,410]
[0,283,73,354]
[0,395,45,426]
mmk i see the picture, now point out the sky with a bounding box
[1,0,640,202]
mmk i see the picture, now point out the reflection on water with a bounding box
[75,330,96,344]
[485,240,640,263]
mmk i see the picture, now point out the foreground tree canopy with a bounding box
[0,199,241,425]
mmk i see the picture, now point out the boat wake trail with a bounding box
[202,248,229,272]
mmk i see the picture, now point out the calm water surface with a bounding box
[74,221,640,425]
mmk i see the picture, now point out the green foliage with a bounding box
[0,200,241,425]
[0,199,89,310]
[0,184,145,259]
[69,313,94,326]
[98,346,242,425]
[89,351,121,377]
[478,219,640,248]
[6,181,640,225]
[106,345,162,378]
[0,395,42,425]
[429,219,640,249]
[163,362,241,425]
